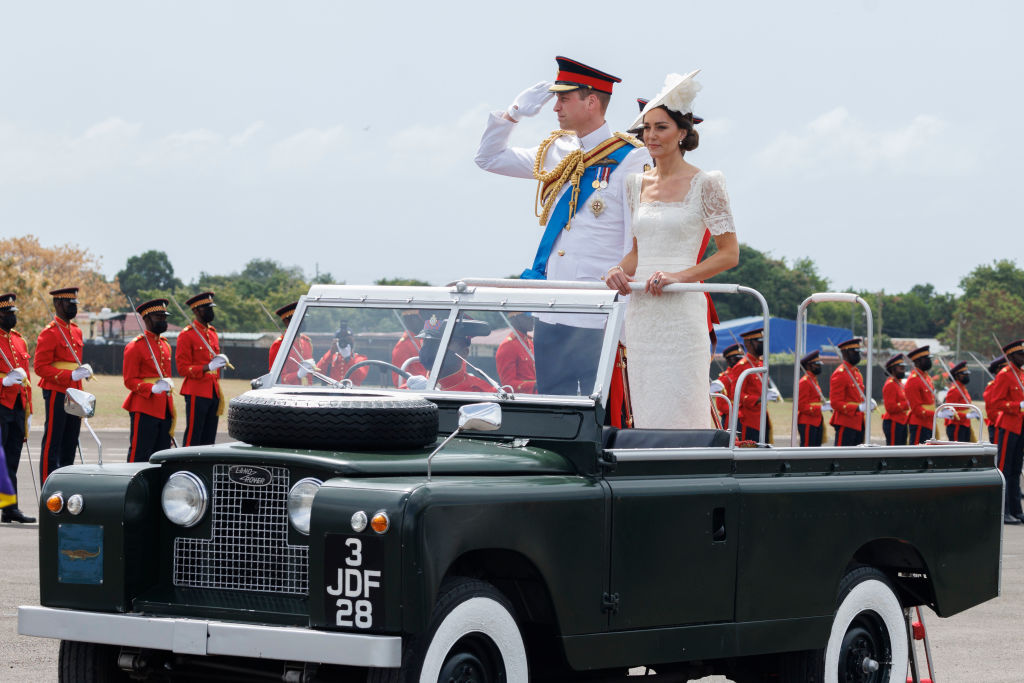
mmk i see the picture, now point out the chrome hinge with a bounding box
[602,592,620,614]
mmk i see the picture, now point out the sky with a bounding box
[1,1,1020,299]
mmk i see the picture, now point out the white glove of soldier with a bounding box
[2,367,26,386]
[821,401,832,413]
[405,375,429,391]
[206,354,229,371]
[151,378,171,394]
[870,398,878,411]
[1020,400,1024,411]
[506,82,555,122]
[965,407,982,420]
[709,380,725,394]
[71,363,93,381]
[858,399,877,413]
[767,388,781,402]
[296,359,317,380]
[935,406,956,419]
[25,415,31,435]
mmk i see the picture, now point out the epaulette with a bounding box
[614,131,643,148]
[11,330,22,338]
[836,366,845,373]
[134,334,143,341]
[43,321,55,330]
[182,325,192,332]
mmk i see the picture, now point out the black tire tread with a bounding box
[58,640,126,682]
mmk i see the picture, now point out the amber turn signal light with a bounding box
[46,492,64,514]
[370,511,390,534]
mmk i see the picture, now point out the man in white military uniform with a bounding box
[475,56,650,395]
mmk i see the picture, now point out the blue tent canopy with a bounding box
[713,316,854,356]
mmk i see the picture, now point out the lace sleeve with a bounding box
[700,171,736,236]
[626,172,641,215]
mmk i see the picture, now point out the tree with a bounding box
[116,250,183,301]
[707,243,829,321]
[940,260,1024,352]
[375,277,431,286]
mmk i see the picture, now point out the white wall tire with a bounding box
[824,568,908,683]
[416,579,528,683]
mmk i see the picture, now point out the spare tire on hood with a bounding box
[228,389,439,450]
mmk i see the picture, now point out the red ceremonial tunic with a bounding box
[797,373,825,426]
[175,321,222,399]
[829,362,865,431]
[270,333,315,384]
[904,369,936,429]
[0,329,32,412]
[729,354,768,430]
[438,364,493,392]
[882,376,909,424]
[714,368,735,426]
[34,317,84,394]
[122,331,174,419]
[989,365,1024,435]
[318,349,370,385]
[495,333,536,393]
[983,379,1003,430]
[943,382,973,429]
[392,332,427,385]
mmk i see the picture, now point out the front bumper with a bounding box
[17,605,402,668]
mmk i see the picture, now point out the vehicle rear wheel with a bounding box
[58,640,128,682]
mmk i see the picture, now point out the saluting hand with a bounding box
[506,82,555,122]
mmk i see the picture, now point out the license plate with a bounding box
[324,534,384,631]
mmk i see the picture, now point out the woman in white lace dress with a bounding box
[605,71,738,429]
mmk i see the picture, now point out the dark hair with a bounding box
[654,105,699,154]
[575,87,611,114]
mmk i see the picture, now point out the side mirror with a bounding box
[251,373,271,390]
[458,402,502,432]
[64,388,97,419]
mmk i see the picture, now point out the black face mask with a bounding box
[151,319,168,335]
[751,340,764,357]
[197,306,215,324]
[807,363,822,376]
[956,371,971,385]
[844,350,862,366]
[917,357,933,372]
[61,302,78,321]
[0,312,15,331]
[892,367,906,380]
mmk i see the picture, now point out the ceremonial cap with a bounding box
[417,315,490,341]
[949,360,968,376]
[908,345,930,360]
[722,343,742,359]
[740,327,763,341]
[275,302,298,321]
[800,350,821,366]
[885,353,907,370]
[49,287,79,301]
[186,291,216,309]
[630,70,701,130]
[637,96,702,123]
[837,337,862,351]
[136,299,168,317]
[989,356,1007,374]
[1002,339,1024,355]
[335,320,353,337]
[0,293,17,311]
[549,56,621,94]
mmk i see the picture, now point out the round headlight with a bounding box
[288,478,323,535]
[351,510,368,533]
[162,471,208,527]
[66,494,84,515]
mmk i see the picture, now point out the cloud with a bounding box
[268,125,349,170]
[383,104,491,173]
[755,107,967,175]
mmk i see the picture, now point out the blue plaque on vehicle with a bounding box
[325,534,385,632]
[58,524,103,584]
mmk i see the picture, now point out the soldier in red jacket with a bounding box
[495,312,537,394]
[0,293,35,523]
[797,350,828,447]
[318,322,369,385]
[410,316,494,393]
[176,292,229,446]
[122,299,175,462]
[989,340,1024,524]
[881,353,910,446]
[983,356,1007,443]
[904,345,937,445]
[268,302,315,385]
[34,287,92,484]
[711,344,742,431]
[391,310,428,385]
[829,338,873,446]
[728,328,776,442]
[939,361,979,442]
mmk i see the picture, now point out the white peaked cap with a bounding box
[630,70,701,131]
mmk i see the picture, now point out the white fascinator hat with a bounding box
[630,69,701,131]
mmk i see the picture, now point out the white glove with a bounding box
[870,398,877,411]
[966,408,982,420]
[71,363,93,381]
[709,380,725,394]
[935,406,956,420]
[1019,400,1024,411]
[296,359,317,380]
[26,415,31,434]
[821,401,832,413]
[2,367,26,386]
[857,400,872,413]
[405,375,429,391]
[767,388,781,402]
[339,344,352,360]
[506,81,555,122]
[151,378,171,394]
[206,354,229,371]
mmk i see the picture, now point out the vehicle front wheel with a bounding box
[368,577,528,683]
[58,640,128,682]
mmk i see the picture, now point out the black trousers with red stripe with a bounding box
[945,424,972,442]
[882,419,907,446]
[128,411,172,463]
[0,396,26,503]
[996,428,1023,517]
[833,424,864,446]
[908,424,933,445]
[799,421,824,447]
[39,389,80,483]
[183,395,218,446]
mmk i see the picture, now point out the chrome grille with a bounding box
[173,465,309,595]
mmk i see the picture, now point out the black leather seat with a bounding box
[603,427,730,449]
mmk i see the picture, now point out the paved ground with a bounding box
[1,432,1021,681]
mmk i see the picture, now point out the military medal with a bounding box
[590,167,611,217]
[590,196,605,217]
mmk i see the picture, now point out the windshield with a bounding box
[273,304,611,398]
